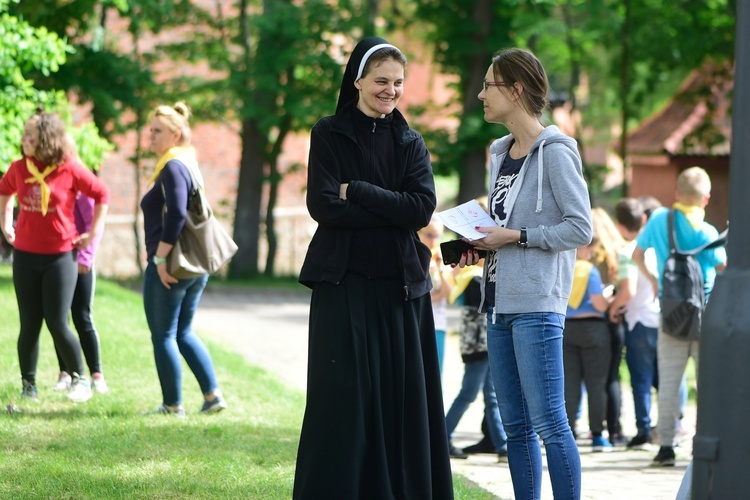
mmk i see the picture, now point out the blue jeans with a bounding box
[487,311,581,500]
[444,358,507,450]
[435,329,446,375]
[143,263,218,406]
[624,321,658,434]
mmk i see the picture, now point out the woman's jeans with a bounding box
[143,263,218,407]
[444,358,507,450]
[624,321,658,434]
[487,311,581,500]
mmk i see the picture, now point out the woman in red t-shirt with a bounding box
[0,112,109,404]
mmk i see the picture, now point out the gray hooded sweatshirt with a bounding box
[481,125,593,317]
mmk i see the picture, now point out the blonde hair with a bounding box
[150,101,192,145]
[591,207,626,283]
[677,166,711,204]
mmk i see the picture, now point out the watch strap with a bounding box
[517,227,528,249]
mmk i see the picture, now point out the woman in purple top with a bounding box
[53,192,109,394]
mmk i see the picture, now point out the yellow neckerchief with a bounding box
[673,201,705,229]
[149,146,198,184]
[568,259,593,309]
[24,157,57,216]
[449,265,483,305]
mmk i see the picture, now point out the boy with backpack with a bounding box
[632,166,727,467]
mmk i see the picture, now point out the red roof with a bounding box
[627,60,733,157]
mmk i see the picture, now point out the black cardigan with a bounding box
[299,103,436,300]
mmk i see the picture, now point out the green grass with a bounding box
[0,264,489,498]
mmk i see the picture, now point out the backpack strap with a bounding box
[667,209,678,253]
[669,209,728,257]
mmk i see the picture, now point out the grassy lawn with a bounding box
[0,264,491,498]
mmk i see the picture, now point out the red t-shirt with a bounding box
[0,156,110,254]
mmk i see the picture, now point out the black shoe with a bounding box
[609,433,629,447]
[449,444,468,459]
[650,446,675,467]
[462,437,496,454]
[497,445,508,461]
[627,433,651,450]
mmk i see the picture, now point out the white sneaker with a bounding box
[66,373,93,403]
[53,372,72,391]
[91,373,109,395]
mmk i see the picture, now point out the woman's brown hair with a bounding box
[30,113,67,166]
[360,47,407,79]
[491,48,549,118]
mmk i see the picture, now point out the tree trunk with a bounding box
[263,158,279,277]
[456,0,493,205]
[619,0,632,198]
[131,25,144,276]
[132,110,144,277]
[230,119,265,278]
[561,3,593,204]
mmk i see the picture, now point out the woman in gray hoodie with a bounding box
[461,48,592,500]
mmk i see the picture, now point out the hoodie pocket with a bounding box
[501,248,559,295]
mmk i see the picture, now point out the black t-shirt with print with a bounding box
[485,150,525,304]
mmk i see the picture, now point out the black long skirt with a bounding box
[293,274,453,499]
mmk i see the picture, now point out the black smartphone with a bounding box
[439,239,487,266]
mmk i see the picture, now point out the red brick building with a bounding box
[626,61,732,230]
[90,10,456,278]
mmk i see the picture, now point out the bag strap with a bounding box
[668,209,728,257]
[667,209,678,253]
[159,161,203,210]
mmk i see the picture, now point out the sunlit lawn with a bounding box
[0,263,491,498]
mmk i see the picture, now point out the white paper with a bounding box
[435,200,497,240]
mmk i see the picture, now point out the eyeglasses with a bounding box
[482,81,508,91]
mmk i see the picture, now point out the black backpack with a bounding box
[660,210,727,340]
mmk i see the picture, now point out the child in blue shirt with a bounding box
[633,166,726,467]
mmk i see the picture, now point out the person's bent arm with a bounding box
[608,277,635,322]
[0,195,15,245]
[74,203,108,250]
[590,293,611,313]
[632,246,658,299]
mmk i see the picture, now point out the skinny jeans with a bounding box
[142,263,218,407]
[487,310,581,500]
[445,358,507,450]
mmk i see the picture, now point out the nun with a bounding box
[294,36,454,499]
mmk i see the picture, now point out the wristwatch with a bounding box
[516,227,528,249]
[152,255,167,265]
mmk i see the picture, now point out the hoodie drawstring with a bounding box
[536,139,545,213]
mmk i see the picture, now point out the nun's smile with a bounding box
[354,59,404,118]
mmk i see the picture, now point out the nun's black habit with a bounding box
[293,37,454,499]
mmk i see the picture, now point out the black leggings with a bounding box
[13,249,84,385]
[56,268,102,375]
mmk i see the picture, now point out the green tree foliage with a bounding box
[7,0,154,137]
[153,0,368,278]
[0,0,68,171]
[0,0,113,173]
[412,0,735,204]
[408,0,558,205]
